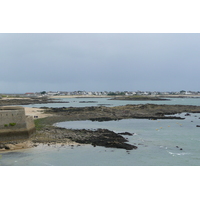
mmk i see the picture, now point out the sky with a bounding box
[1,33,200,93]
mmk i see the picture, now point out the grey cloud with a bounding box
[0,33,200,93]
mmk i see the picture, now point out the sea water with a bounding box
[22,97,200,108]
[1,98,200,166]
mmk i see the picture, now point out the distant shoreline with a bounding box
[49,94,200,99]
[49,95,109,98]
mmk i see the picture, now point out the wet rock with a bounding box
[74,128,137,150]
[185,113,191,116]
[118,132,134,136]
[79,101,98,103]
[89,117,113,122]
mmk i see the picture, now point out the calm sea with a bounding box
[1,97,200,166]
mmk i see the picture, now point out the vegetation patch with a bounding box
[9,123,16,126]
[34,118,46,130]
[4,123,17,127]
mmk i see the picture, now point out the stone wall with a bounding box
[26,115,36,134]
[0,106,35,142]
[0,106,26,128]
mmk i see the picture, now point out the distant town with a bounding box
[1,90,200,98]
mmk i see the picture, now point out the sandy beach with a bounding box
[24,107,52,119]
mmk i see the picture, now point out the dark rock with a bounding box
[185,113,191,116]
[73,128,137,150]
[79,101,98,103]
[118,132,134,136]
[109,96,169,101]
[4,145,10,150]
[89,117,113,122]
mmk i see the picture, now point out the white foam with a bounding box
[168,151,190,156]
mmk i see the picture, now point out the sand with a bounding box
[0,140,80,152]
[24,107,52,119]
[0,140,34,152]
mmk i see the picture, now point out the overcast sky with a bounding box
[1,33,200,93]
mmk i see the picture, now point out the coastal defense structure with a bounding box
[0,106,35,142]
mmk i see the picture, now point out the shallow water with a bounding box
[1,98,200,166]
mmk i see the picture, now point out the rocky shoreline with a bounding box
[28,103,200,151]
[0,97,69,106]
[43,104,200,121]
[0,126,137,151]
[31,126,137,150]
[2,102,200,151]
[109,96,169,101]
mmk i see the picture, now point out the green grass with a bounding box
[34,118,46,130]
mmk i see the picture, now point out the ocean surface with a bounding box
[1,97,200,166]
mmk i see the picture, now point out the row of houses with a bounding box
[22,90,200,97]
[2,90,200,98]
